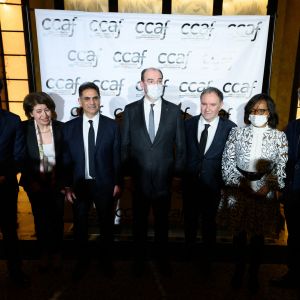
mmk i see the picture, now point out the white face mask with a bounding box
[146,84,164,101]
[249,114,268,127]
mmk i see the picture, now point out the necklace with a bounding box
[40,129,50,133]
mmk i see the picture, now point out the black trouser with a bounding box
[132,191,171,261]
[72,180,115,260]
[284,191,300,275]
[27,189,64,255]
[233,231,264,276]
[183,177,220,259]
[0,182,22,274]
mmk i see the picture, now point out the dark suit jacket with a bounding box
[0,109,25,188]
[20,119,64,192]
[121,98,186,198]
[184,115,236,191]
[284,119,300,193]
[62,114,121,196]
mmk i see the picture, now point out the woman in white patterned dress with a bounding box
[221,93,288,293]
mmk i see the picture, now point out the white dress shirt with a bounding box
[144,97,162,137]
[83,112,99,179]
[197,115,219,154]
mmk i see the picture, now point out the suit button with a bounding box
[295,165,299,170]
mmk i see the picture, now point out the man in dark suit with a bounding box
[63,82,121,279]
[0,80,28,285]
[183,87,236,267]
[121,68,186,275]
[271,118,300,288]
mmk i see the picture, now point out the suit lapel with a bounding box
[205,118,224,156]
[52,121,60,159]
[0,110,6,136]
[95,114,104,150]
[75,117,85,165]
[27,120,40,160]
[137,99,152,144]
[152,100,166,144]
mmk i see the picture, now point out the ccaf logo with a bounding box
[228,22,262,42]
[93,79,125,97]
[181,22,215,40]
[89,19,123,38]
[46,77,81,95]
[41,17,77,37]
[223,80,258,98]
[158,51,191,70]
[135,20,170,40]
[179,81,213,97]
[67,49,102,68]
[113,50,147,69]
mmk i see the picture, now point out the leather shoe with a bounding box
[157,260,173,277]
[9,270,30,287]
[132,260,145,278]
[270,272,298,288]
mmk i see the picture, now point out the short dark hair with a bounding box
[23,92,57,119]
[141,68,163,82]
[200,87,224,102]
[78,82,100,97]
[244,93,278,128]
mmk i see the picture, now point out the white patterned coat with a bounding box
[220,125,288,236]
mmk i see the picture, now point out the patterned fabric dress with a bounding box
[220,125,288,237]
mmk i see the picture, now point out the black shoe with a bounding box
[270,272,298,288]
[9,270,30,287]
[248,275,260,294]
[231,265,245,289]
[72,260,89,282]
[132,260,145,278]
[157,260,173,277]
[231,274,243,289]
[99,260,115,278]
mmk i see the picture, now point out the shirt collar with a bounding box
[83,112,99,122]
[200,115,219,127]
[144,97,162,107]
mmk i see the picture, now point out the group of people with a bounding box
[0,68,299,292]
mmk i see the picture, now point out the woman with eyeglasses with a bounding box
[221,93,288,293]
[20,92,64,272]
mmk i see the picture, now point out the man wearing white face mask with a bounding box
[121,67,186,276]
[222,93,288,293]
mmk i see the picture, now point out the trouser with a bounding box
[72,180,114,261]
[27,189,64,254]
[0,183,22,274]
[284,191,300,275]
[183,177,220,260]
[132,191,171,261]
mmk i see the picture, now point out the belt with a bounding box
[236,166,268,181]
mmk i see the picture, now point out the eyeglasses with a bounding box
[250,108,268,115]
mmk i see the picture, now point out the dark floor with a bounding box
[1,191,299,300]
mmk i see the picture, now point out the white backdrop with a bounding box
[35,10,270,125]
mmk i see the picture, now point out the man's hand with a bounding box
[0,176,6,184]
[63,187,76,204]
[113,185,121,198]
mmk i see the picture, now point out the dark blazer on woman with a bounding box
[20,119,64,192]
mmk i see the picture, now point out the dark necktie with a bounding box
[88,120,96,178]
[149,104,155,143]
[199,124,210,158]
